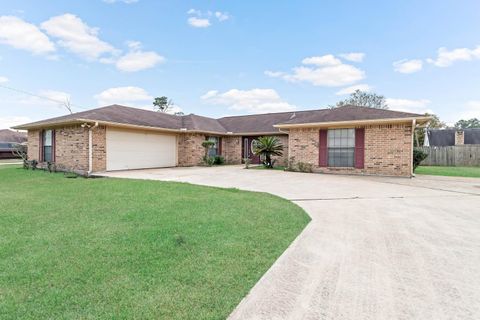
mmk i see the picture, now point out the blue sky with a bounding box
[1,0,479,129]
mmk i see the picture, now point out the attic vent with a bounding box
[289,112,296,119]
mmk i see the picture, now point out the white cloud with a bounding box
[393,59,423,74]
[302,55,342,66]
[187,9,201,15]
[459,101,480,119]
[103,0,139,3]
[187,9,228,27]
[94,86,153,107]
[335,84,371,95]
[339,52,365,62]
[427,46,480,67]
[0,76,8,83]
[201,88,296,114]
[188,17,211,28]
[266,54,365,87]
[0,16,55,55]
[386,98,432,114]
[41,14,118,61]
[116,43,165,72]
[215,11,230,21]
[0,116,32,129]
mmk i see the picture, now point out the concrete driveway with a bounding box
[98,166,480,320]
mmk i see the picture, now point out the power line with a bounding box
[0,84,89,111]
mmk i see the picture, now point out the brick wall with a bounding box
[92,125,106,172]
[177,133,206,166]
[223,136,242,164]
[55,125,89,172]
[288,123,413,177]
[27,125,106,174]
[272,134,289,166]
[27,130,40,161]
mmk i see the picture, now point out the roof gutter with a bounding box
[273,116,432,129]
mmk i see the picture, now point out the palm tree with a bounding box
[252,136,284,168]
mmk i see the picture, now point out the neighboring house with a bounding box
[0,129,27,159]
[13,105,429,177]
[425,128,480,146]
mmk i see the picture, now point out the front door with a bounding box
[242,137,261,164]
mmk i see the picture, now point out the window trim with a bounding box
[327,128,355,168]
[41,129,55,162]
[206,136,220,157]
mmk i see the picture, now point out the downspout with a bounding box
[411,119,416,177]
[88,122,99,176]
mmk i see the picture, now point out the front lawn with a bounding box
[0,166,309,319]
[416,166,480,178]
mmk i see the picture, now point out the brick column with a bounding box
[455,130,464,145]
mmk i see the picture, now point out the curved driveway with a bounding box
[99,166,480,320]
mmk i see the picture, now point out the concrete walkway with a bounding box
[98,166,480,320]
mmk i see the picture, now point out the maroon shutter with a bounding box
[52,130,56,162]
[355,128,365,169]
[318,129,328,167]
[218,137,222,155]
[39,130,44,162]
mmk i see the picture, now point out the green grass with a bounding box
[416,166,480,178]
[0,166,309,319]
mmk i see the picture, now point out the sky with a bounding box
[1,0,479,129]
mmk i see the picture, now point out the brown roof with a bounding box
[14,104,427,134]
[275,105,424,126]
[218,111,296,134]
[16,105,183,130]
[0,129,27,143]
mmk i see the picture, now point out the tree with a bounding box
[414,113,446,147]
[455,118,480,129]
[335,90,388,109]
[252,136,284,168]
[153,96,173,113]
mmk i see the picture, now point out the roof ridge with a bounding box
[217,108,329,120]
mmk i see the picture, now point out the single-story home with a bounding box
[13,104,429,177]
[425,128,480,146]
[0,129,27,159]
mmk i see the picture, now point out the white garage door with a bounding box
[106,128,177,171]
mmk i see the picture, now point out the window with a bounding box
[43,129,53,162]
[327,128,355,167]
[207,136,219,157]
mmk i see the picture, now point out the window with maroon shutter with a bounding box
[318,129,328,167]
[326,128,355,167]
[354,128,365,169]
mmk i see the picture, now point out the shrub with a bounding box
[243,158,251,169]
[202,156,216,166]
[413,148,428,172]
[252,136,284,168]
[297,162,313,173]
[214,155,225,165]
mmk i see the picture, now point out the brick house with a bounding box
[13,104,429,177]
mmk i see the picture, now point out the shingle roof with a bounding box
[14,104,427,134]
[427,128,480,146]
[0,129,27,143]
[17,105,183,130]
[218,111,297,133]
[275,105,423,125]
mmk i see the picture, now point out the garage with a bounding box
[106,127,177,171]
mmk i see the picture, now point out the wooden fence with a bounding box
[419,145,480,166]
